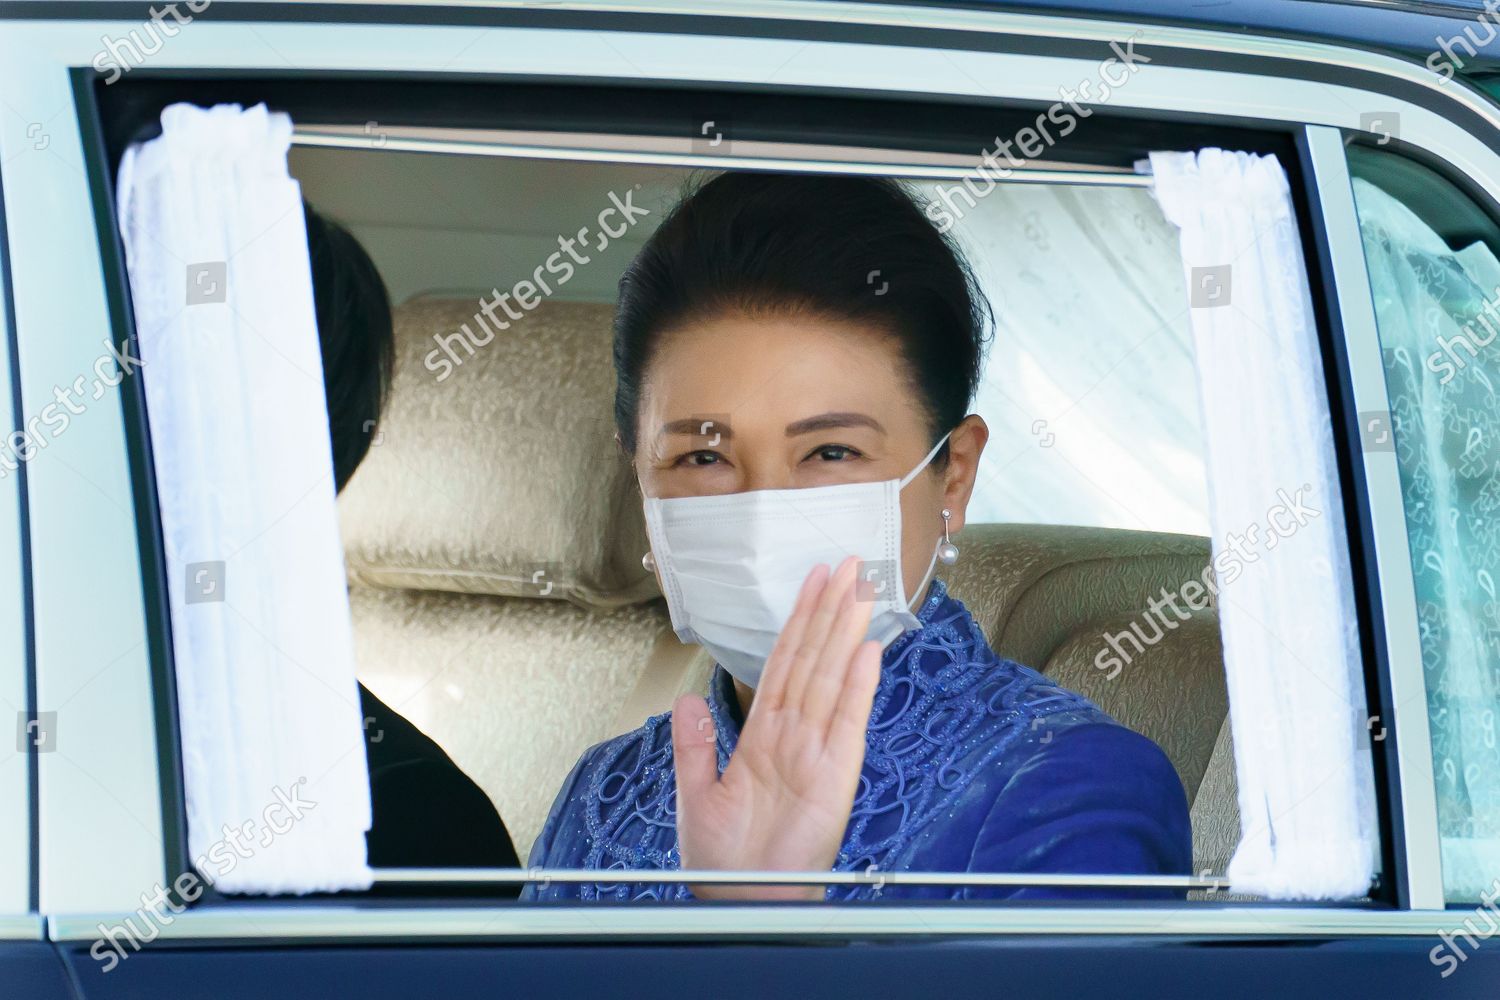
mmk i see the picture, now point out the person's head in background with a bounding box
[303,200,394,493]
[613,171,993,612]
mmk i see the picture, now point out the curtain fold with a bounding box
[1147,149,1377,899]
[117,102,372,894]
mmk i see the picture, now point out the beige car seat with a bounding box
[338,297,695,861]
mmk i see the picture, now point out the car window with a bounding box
[1348,143,1500,903]
[92,84,1379,914]
[287,142,1232,897]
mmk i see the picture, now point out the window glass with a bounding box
[292,148,1212,537]
[935,182,1210,535]
[1349,145,1500,902]
[287,144,1225,902]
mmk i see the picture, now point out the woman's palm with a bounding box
[670,559,882,900]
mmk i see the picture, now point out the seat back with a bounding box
[338,297,683,861]
[943,523,1235,871]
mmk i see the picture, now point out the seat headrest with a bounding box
[338,297,657,608]
[942,522,1212,669]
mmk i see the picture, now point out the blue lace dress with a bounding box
[522,580,1191,901]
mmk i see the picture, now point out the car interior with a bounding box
[292,138,1241,888]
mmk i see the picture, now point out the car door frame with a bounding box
[3,0,1497,966]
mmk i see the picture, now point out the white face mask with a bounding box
[642,432,952,688]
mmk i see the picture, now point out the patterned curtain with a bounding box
[1353,176,1500,902]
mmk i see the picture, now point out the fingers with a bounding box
[825,639,882,753]
[671,693,719,807]
[800,568,875,727]
[755,563,830,714]
[780,557,859,713]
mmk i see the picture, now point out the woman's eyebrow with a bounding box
[658,417,733,439]
[785,412,886,436]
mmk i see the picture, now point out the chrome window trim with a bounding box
[1299,125,1446,911]
[0,154,32,920]
[44,904,1473,942]
[292,126,1154,185]
[0,914,43,941]
[8,5,1500,926]
[370,868,1230,891]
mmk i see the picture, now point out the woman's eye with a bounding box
[677,450,722,467]
[809,444,860,462]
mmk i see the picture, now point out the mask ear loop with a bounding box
[906,543,944,614]
[898,430,955,490]
[898,430,956,611]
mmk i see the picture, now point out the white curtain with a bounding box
[1351,176,1500,901]
[117,103,372,893]
[1147,149,1378,899]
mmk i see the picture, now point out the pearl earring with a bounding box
[938,508,959,565]
[642,550,656,572]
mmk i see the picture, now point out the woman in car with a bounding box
[524,172,1190,901]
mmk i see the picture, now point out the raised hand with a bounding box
[670,556,883,901]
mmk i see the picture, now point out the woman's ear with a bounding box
[941,414,989,535]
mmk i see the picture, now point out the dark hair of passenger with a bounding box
[612,171,992,460]
[304,201,394,493]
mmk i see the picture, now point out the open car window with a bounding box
[286,141,1228,896]
[93,88,1391,913]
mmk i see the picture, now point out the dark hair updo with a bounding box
[612,171,992,460]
